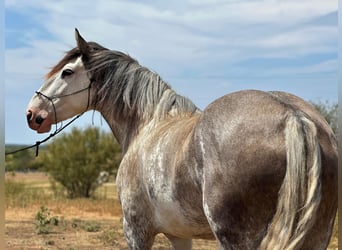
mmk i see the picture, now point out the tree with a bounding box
[5,145,44,172]
[41,126,121,198]
[309,100,338,134]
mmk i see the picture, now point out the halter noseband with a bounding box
[6,81,93,156]
[35,81,93,128]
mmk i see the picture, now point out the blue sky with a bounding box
[5,0,338,144]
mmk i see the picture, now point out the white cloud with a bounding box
[6,1,337,53]
[5,0,338,143]
[5,40,67,90]
[270,59,338,76]
[255,26,336,49]
[5,0,337,80]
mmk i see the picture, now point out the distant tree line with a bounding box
[309,100,337,134]
[5,146,43,172]
[5,100,337,198]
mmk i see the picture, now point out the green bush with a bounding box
[34,206,59,234]
[83,221,102,232]
[309,100,337,134]
[41,126,121,198]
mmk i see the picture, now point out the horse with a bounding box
[26,29,337,250]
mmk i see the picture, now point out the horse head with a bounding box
[26,29,93,133]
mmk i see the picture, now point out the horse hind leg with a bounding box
[202,201,236,250]
[165,234,192,250]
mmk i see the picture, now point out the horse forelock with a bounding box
[45,42,107,79]
[45,47,81,79]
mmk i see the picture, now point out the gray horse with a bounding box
[26,29,337,250]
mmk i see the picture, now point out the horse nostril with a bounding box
[26,111,33,123]
[35,115,44,125]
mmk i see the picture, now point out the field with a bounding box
[5,172,338,250]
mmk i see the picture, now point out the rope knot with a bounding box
[35,141,41,157]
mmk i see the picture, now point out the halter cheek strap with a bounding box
[35,81,93,129]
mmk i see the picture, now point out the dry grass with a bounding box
[5,172,217,249]
[5,172,337,249]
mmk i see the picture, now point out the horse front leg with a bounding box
[117,159,157,249]
[120,192,156,250]
[122,213,155,250]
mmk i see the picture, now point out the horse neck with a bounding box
[92,61,199,153]
[100,113,137,153]
[99,95,198,153]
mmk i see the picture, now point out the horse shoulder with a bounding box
[121,116,212,238]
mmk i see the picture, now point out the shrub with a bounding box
[41,126,121,198]
[309,100,337,134]
[34,206,59,234]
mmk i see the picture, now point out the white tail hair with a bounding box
[259,114,322,250]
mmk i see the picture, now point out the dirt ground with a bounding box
[5,172,218,249]
[5,207,218,250]
[5,172,337,250]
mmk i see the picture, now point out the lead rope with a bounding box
[5,112,85,156]
[5,81,93,157]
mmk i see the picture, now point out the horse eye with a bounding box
[61,69,74,78]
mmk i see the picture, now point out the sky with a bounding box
[5,0,338,145]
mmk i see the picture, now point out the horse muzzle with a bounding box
[26,108,53,133]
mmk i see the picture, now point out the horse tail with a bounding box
[259,113,322,250]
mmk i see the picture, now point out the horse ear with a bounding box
[75,28,89,56]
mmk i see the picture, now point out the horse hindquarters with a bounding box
[201,112,328,250]
[196,91,333,250]
[196,104,289,248]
